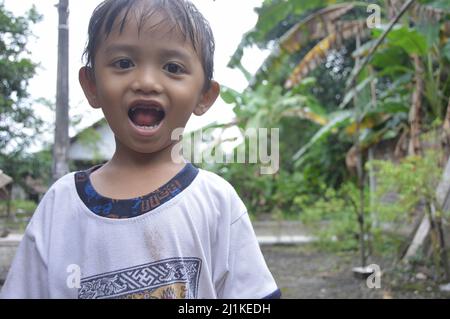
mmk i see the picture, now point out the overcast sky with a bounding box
[4,0,268,146]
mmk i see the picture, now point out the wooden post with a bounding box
[6,184,12,221]
[441,97,450,160]
[408,54,423,156]
[353,34,367,268]
[52,0,70,183]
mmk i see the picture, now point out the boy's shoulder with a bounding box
[23,172,78,237]
[194,167,246,214]
[50,171,77,191]
[40,171,77,201]
[195,167,236,193]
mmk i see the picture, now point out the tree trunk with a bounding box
[401,209,427,259]
[430,202,450,281]
[5,184,13,221]
[408,54,423,156]
[386,0,399,20]
[441,97,450,160]
[353,34,367,268]
[52,0,70,183]
[367,66,378,256]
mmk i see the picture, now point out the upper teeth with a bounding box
[131,106,161,112]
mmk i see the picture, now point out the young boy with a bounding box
[0,0,280,299]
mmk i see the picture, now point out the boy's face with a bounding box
[79,10,219,156]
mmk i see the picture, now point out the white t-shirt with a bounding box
[1,164,279,299]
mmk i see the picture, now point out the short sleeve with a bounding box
[0,186,54,299]
[216,211,279,299]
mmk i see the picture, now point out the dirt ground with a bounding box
[261,244,450,299]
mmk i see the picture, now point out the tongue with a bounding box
[132,109,160,126]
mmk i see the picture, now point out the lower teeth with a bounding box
[137,122,160,130]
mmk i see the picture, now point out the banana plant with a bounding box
[221,81,327,131]
[229,0,450,163]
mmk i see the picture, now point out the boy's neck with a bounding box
[106,140,185,175]
[89,141,187,199]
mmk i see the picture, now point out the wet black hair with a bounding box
[82,0,215,90]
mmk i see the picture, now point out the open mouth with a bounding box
[128,105,165,130]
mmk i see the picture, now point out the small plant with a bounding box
[0,199,36,233]
[0,199,37,215]
[297,182,369,253]
[368,149,450,281]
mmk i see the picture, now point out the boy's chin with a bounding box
[128,140,177,156]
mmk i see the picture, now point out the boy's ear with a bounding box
[79,67,101,109]
[194,80,220,116]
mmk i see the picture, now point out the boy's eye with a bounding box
[164,63,184,74]
[113,59,134,69]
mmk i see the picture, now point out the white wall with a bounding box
[68,123,115,161]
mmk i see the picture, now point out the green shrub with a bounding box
[0,199,37,216]
[296,182,365,252]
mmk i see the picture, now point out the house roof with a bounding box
[0,170,13,189]
[69,118,108,144]
[68,117,114,161]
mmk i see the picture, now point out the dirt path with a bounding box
[261,244,450,299]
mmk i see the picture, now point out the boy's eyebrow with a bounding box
[103,44,193,62]
[103,44,139,55]
[159,48,193,62]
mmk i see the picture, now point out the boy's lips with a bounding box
[127,100,166,137]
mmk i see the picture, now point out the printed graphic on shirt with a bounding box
[78,257,201,299]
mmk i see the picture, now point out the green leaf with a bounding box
[378,73,413,99]
[376,100,409,114]
[228,32,256,69]
[386,27,428,56]
[220,87,240,104]
[253,0,293,38]
[235,61,253,83]
[444,40,450,62]
[339,75,375,109]
[292,111,353,162]
[417,21,440,48]
[245,108,267,129]
[418,0,450,11]
[372,46,409,70]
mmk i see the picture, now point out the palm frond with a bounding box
[285,20,368,88]
[292,110,353,162]
[280,3,355,53]
[281,107,328,126]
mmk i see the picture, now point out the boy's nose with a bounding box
[131,68,163,94]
